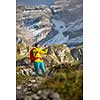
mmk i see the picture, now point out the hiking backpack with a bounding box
[30,48,38,64]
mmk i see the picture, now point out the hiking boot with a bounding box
[35,77,41,82]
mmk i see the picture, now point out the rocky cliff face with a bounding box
[40,0,83,47]
[16,5,52,46]
[71,45,83,64]
[16,0,83,47]
[16,44,82,76]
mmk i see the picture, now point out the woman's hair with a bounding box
[34,43,39,47]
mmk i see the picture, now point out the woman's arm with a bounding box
[39,47,48,55]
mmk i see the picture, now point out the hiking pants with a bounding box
[34,62,46,77]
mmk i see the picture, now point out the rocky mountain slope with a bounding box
[16,5,52,46]
[16,59,82,100]
[16,44,82,76]
[40,0,83,47]
[16,0,83,47]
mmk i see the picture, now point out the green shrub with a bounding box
[41,67,83,100]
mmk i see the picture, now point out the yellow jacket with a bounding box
[32,47,48,62]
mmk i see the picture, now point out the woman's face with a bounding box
[37,44,40,47]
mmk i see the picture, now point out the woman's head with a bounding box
[34,43,40,47]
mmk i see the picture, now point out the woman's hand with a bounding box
[44,45,48,49]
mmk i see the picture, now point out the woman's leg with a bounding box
[34,62,40,77]
[40,62,46,76]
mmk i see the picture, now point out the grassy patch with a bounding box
[41,65,83,100]
[16,74,32,85]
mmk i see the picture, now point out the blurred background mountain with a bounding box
[16,0,83,47]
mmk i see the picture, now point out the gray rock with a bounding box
[37,90,42,96]
[27,83,32,87]
[17,85,22,90]
[40,89,53,100]
[52,93,61,100]
[32,94,40,100]
[23,88,27,92]
[24,96,32,100]
[42,89,50,96]
[40,95,47,100]
[16,89,24,100]
[71,46,83,64]
[25,91,32,95]
[30,79,36,83]
[33,84,38,88]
